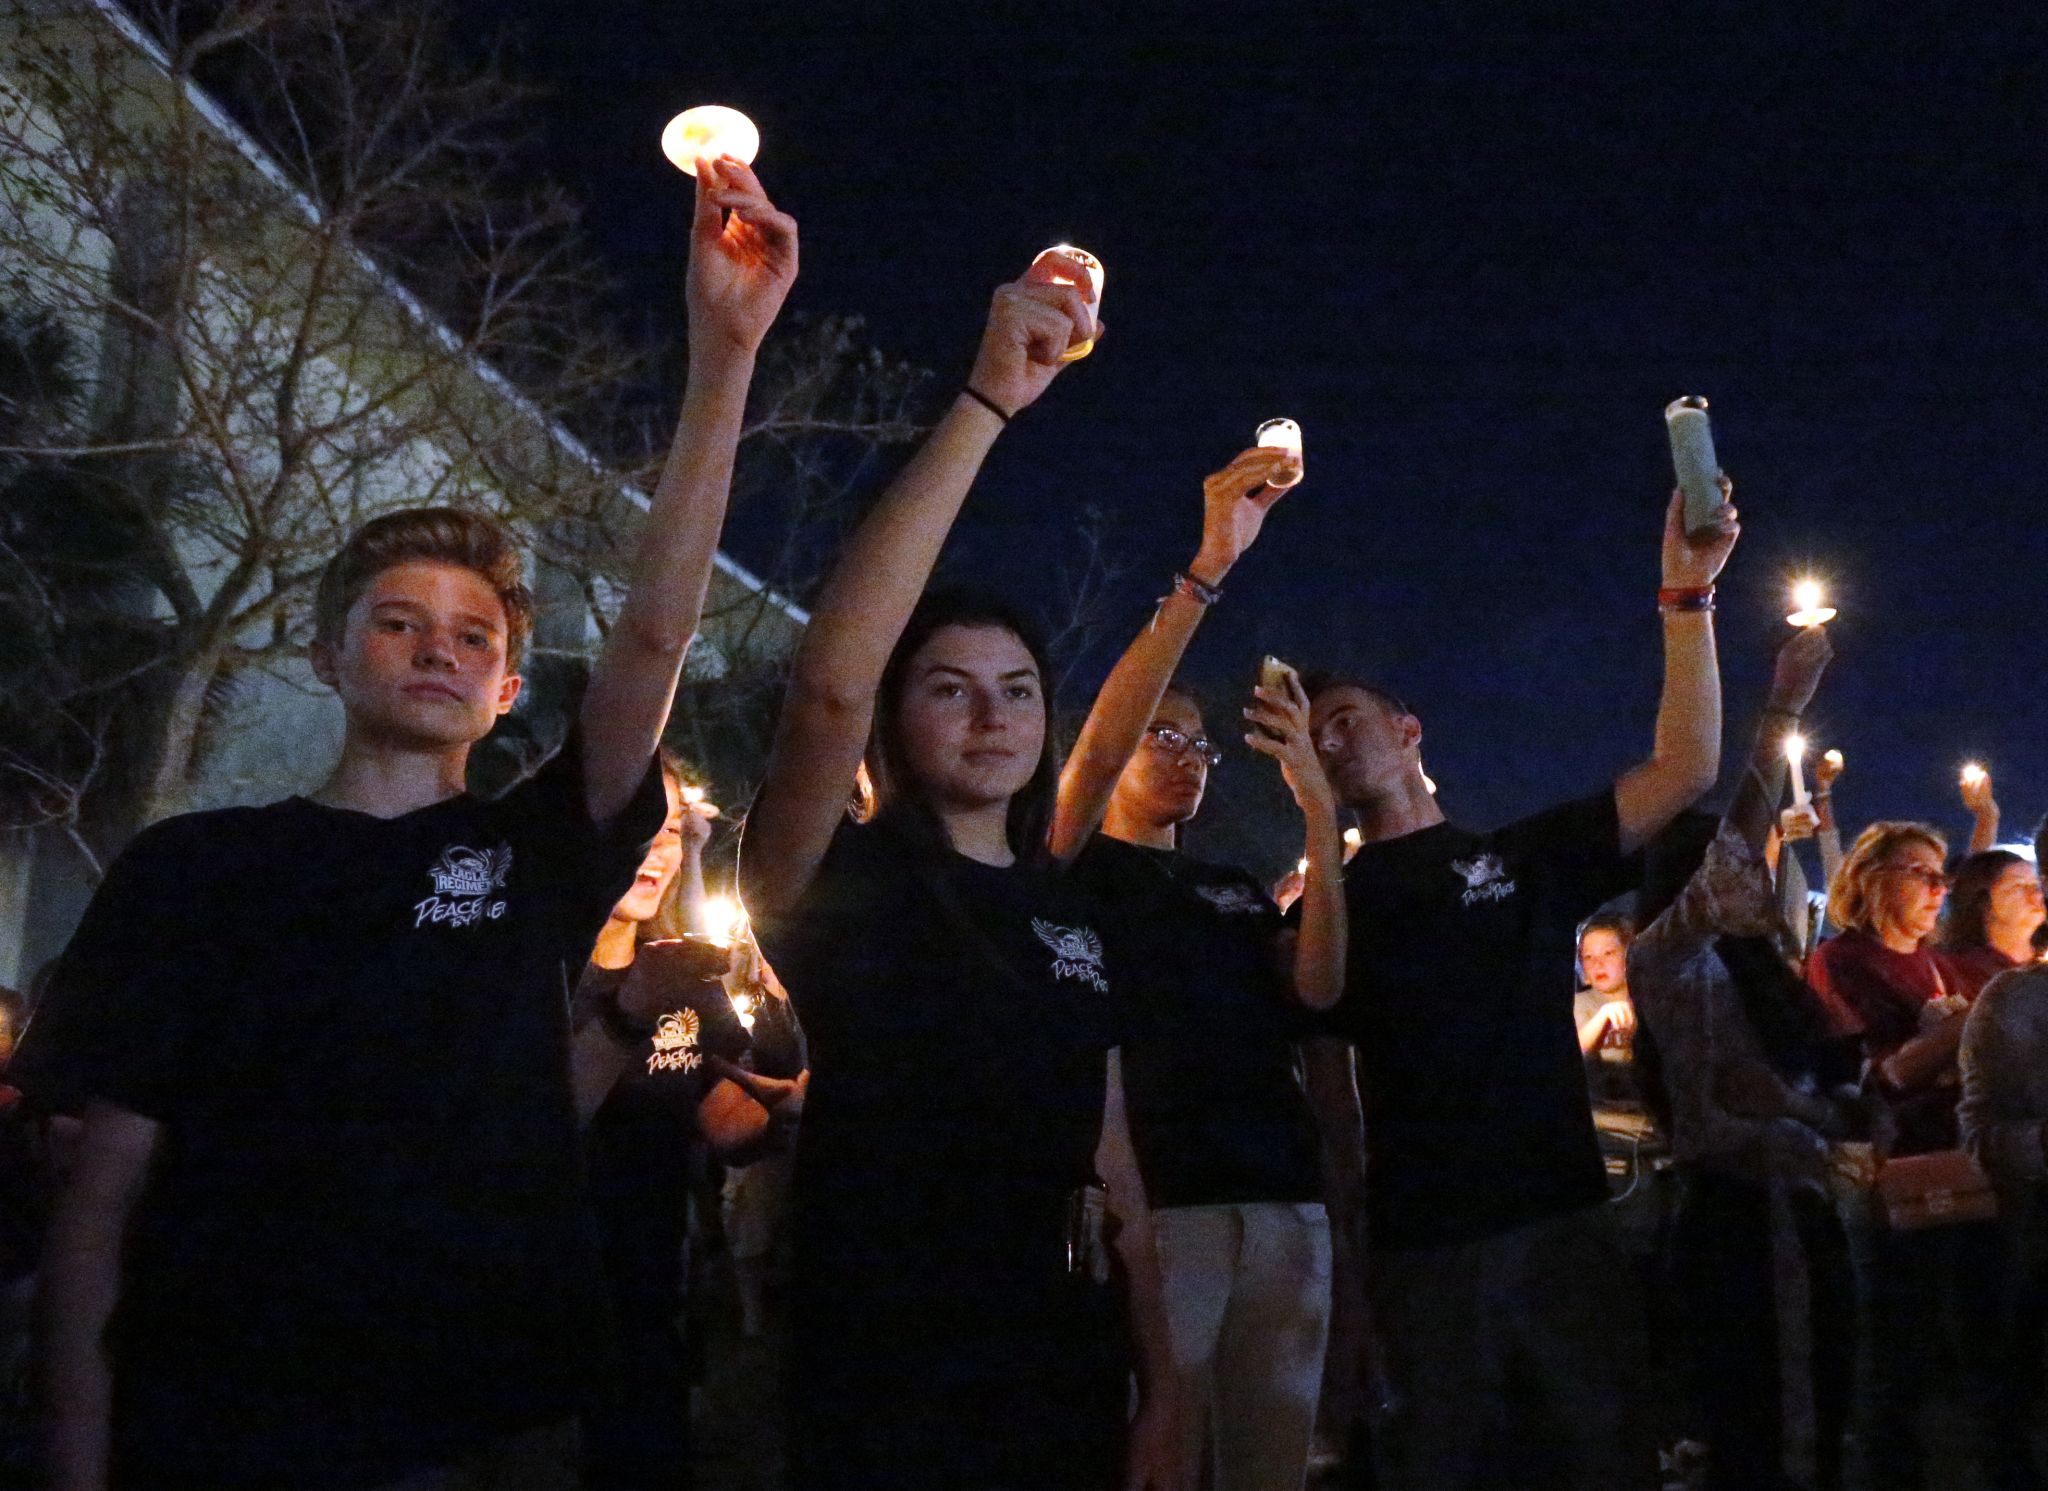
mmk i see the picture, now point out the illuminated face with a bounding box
[894,624,1047,813]
[1874,841,1948,946]
[312,561,520,749]
[1111,693,1210,830]
[1310,685,1419,808]
[1580,928,1629,995]
[614,773,686,925]
[1986,861,2047,949]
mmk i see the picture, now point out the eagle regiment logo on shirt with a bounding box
[1195,883,1269,916]
[1451,853,1516,907]
[415,843,512,928]
[647,1008,703,1074]
[1032,919,1111,992]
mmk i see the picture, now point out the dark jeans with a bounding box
[1671,1169,1855,1491]
[1366,1206,1656,1491]
[1840,1195,2003,1491]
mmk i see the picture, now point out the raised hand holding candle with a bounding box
[661,105,760,176]
[1787,578,1837,629]
[1025,245,1104,362]
[1785,732,1811,808]
[1256,418,1304,488]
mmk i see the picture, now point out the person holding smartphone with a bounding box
[1047,447,1354,1491]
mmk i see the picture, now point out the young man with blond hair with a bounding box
[18,158,796,1491]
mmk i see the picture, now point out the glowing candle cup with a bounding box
[1824,749,1844,771]
[1785,733,1811,808]
[700,893,746,949]
[1962,763,1988,790]
[1026,245,1105,363]
[1256,418,1305,488]
[1786,578,1837,629]
[660,105,760,177]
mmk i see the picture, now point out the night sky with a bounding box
[463,1,2045,873]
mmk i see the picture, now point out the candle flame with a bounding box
[681,785,705,805]
[1962,762,1987,787]
[1823,749,1844,769]
[730,990,757,1031]
[700,894,746,948]
[1255,418,1304,488]
[1786,577,1837,628]
[660,105,760,177]
[1343,826,1363,848]
[1784,733,1808,764]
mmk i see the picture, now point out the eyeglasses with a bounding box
[1145,725,1222,768]
[1880,866,1951,892]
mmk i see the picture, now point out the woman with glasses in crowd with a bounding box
[1809,825,1999,1490]
[1047,443,1354,1491]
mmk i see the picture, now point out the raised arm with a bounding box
[1725,626,1832,857]
[1961,767,2002,856]
[1246,672,1348,1010]
[740,268,1095,917]
[1049,447,1295,861]
[1814,751,1846,890]
[1614,487,1739,854]
[579,159,797,822]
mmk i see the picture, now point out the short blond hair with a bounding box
[313,507,533,667]
[1828,820,1947,934]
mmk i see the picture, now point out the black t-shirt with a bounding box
[1071,835,1323,1209]
[1321,791,1633,1251]
[754,817,1134,1335]
[579,947,753,1183]
[12,737,665,1489]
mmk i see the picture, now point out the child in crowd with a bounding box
[15,157,795,1491]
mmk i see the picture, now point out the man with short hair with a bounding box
[19,159,796,1491]
[1304,490,1737,1490]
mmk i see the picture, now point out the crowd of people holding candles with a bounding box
[0,113,2045,1491]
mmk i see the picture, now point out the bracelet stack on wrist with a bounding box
[1162,570,1223,607]
[1658,584,1715,614]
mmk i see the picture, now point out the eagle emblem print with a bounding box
[415,843,513,927]
[1032,919,1110,992]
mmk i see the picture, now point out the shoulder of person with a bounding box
[1973,964,2048,1013]
[1494,788,1621,858]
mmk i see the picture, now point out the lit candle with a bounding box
[1823,749,1844,771]
[660,105,760,177]
[1961,762,1987,790]
[1297,856,1310,876]
[730,990,757,1032]
[1026,245,1104,362]
[1343,827,1363,850]
[1786,578,1837,629]
[1255,418,1304,488]
[1785,732,1810,807]
[700,893,746,948]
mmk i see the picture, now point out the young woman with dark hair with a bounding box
[739,261,1179,1491]
[1939,849,2045,998]
[575,755,774,1491]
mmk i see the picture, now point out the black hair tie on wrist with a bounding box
[961,385,1012,424]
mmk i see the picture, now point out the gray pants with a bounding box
[1155,1201,1334,1491]
[1367,1206,1655,1491]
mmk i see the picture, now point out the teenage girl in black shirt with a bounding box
[742,261,1180,1491]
